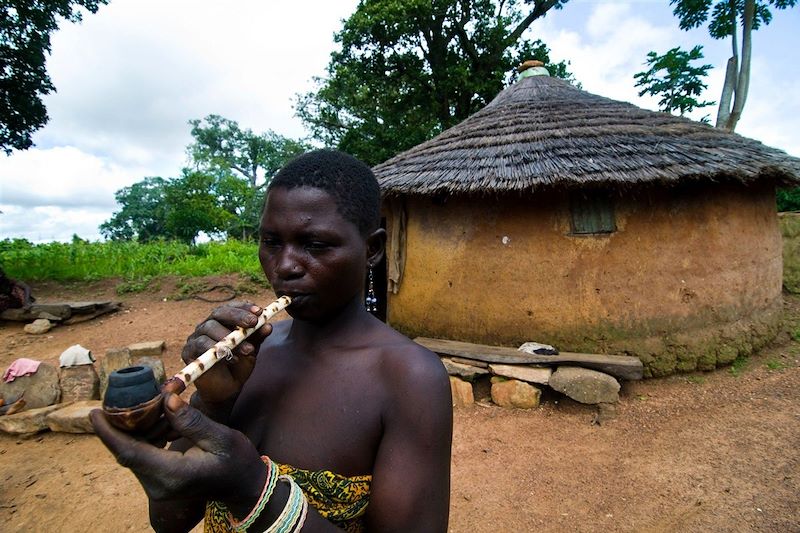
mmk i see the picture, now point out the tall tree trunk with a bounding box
[715,0,738,128]
[725,0,754,132]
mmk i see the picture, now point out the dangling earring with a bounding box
[366,265,377,313]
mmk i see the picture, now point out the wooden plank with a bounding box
[415,337,643,380]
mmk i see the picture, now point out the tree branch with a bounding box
[508,0,560,43]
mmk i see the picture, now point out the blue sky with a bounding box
[1,0,798,243]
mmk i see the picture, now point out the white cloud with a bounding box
[0,204,110,242]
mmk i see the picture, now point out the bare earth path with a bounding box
[1,278,798,532]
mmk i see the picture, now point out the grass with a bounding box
[1,238,264,285]
[765,359,788,371]
[728,354,750,377]
[686,375,706,384]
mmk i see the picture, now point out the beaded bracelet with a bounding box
[265,475,308,533]
[228,456,279,532]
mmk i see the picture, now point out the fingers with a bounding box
[181,303,263,364]
[162,393,232,455]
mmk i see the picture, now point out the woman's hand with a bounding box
[90,393,267,506]
[181,302,273,404]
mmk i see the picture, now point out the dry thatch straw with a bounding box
[374,76,800,196]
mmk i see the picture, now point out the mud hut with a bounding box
[373,66,800,377]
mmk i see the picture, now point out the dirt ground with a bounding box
[1,277,798,532]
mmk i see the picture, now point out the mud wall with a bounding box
[386,182,783,377]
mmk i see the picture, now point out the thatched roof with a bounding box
[374,75,800,196]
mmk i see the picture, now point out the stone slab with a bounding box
[488,364,552,385]
[59,365,100,402]
[0,403,67,435]
[491,379,541,409]
[449,376,474,407]
[442,358,490,380]
[415,337,643,380]
[45,400,101,433]
[549,366,620,405]
[128,341,166,357]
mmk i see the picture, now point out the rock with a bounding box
[594,403,617,425]
[59,365,100,402]
[490,378,541,409]
[131,355,166,385]
[45,401,101,433]
[0,362,60,409]
[442,358,490,380]
[99,348,132,399]
[549,366,620,404]
[23,318,52,335]
[128,341,166,357]
[488,364,552,385]
[0,404,66,435]
[449,376,474,406]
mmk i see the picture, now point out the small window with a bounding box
[570,191,616,235]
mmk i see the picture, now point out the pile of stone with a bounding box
[415,337,644,423]
[0,340,166,436]
[3,300,122,336]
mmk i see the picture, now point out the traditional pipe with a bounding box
[102,296,292,432]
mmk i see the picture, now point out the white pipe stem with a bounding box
[175,296,292,387]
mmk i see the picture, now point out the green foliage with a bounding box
[777,186,800,212]
[101,170,243,243]
[765,359,787,371]
[669,0,797,131]
[188,114,310,188]
[634,45,715,116]
[99,177,169,241]
[728,354,749,376]
[0,0,108,153]
[297,0,574,166]
[671,0,795,39]
[780,213,800,293]
[0,238,262,282]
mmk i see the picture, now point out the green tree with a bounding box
[100,172,232,244]
[777,187,800,212]
[670,0,797,132]
[163,171,233,243]
[297,0,573,165]
[0,0,108,153]
[188,115,310,189]
[634,45,715,117]
[187,115,310,239]
[100,177,169,242]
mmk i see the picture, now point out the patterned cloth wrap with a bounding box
[205,459,371,532]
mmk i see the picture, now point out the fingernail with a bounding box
[250,305,261,314]
[165,393,184,412]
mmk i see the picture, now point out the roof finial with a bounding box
[517,60,550,79]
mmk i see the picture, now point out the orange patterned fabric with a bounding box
[204,459,371,532]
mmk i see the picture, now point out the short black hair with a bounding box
[267,149,380,236]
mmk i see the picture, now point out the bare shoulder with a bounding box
[373,323,450,394]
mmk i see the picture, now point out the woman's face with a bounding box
[259,186,368,322]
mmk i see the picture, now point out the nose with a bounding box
[273,245,304,280]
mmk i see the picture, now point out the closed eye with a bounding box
[304,241,331,252]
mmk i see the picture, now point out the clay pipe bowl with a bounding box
[102,373,186,433]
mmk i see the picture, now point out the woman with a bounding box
[91,150,453,532]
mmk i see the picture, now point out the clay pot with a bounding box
[104,366,160,408]
[103,366,163,432]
